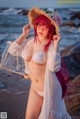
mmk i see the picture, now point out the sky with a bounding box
[0,0,80,8]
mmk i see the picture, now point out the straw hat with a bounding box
[28,7,60,36]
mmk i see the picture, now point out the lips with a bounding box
[39,32,43,34]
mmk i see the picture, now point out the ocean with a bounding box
[0,7,80,94]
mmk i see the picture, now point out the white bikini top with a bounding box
[32,51,47,64]
[22,44,47,64]
[22,39,47,64]
[21,38,54,65]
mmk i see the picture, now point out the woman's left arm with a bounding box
[47,35,61,72]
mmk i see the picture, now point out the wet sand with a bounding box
[0,85,80,119]
[72,116,80,119]
[0,87,30,119]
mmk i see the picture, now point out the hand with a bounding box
[52,35,61,44]
[21,74,31,79]
[22,24,31,37]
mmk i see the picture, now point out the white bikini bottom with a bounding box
[34,89,44,97]
[31,83,44,97]
[35,90,44,97]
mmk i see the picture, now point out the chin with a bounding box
[38,35,44,39]
[38,34,43,37]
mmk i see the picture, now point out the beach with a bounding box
[0,71,31,119]
[0,7,80,119]
[0,81,80,119]
[0,87,29,119]
[0,54,80,119]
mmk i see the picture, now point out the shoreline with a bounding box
[0,86,30,119]
[0,85,80,119]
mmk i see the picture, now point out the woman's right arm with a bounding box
[8,24,31,56]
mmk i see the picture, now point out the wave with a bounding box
[0,34,8,40]
[0,34,19,41]
[69,8,80,12]
[67,27,80,33]
[0,80,30,95]
[0,8,22,15]
[61,26,80,34]
[0,89,25,94]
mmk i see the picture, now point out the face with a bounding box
[36,23,49,39]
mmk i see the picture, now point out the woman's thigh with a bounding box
[25,86,43,119]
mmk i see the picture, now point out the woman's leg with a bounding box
[25,85,43,119]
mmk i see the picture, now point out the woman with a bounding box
[8,7,72,119]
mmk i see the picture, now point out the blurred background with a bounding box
[0,0,80,119]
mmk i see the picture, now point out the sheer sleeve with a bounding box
[8,37,34,57]
[47,43,61,72]
[21,38,34,61]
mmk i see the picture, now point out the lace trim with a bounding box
[48,111,72,119]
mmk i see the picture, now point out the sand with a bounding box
[0,87,30,119]
[0,87,80,119]
[0,72,80,119]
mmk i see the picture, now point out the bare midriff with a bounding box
[27,60,46,92]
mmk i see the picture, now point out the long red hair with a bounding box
[33,14,56,51]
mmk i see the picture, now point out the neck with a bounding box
[37,36,48,45]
